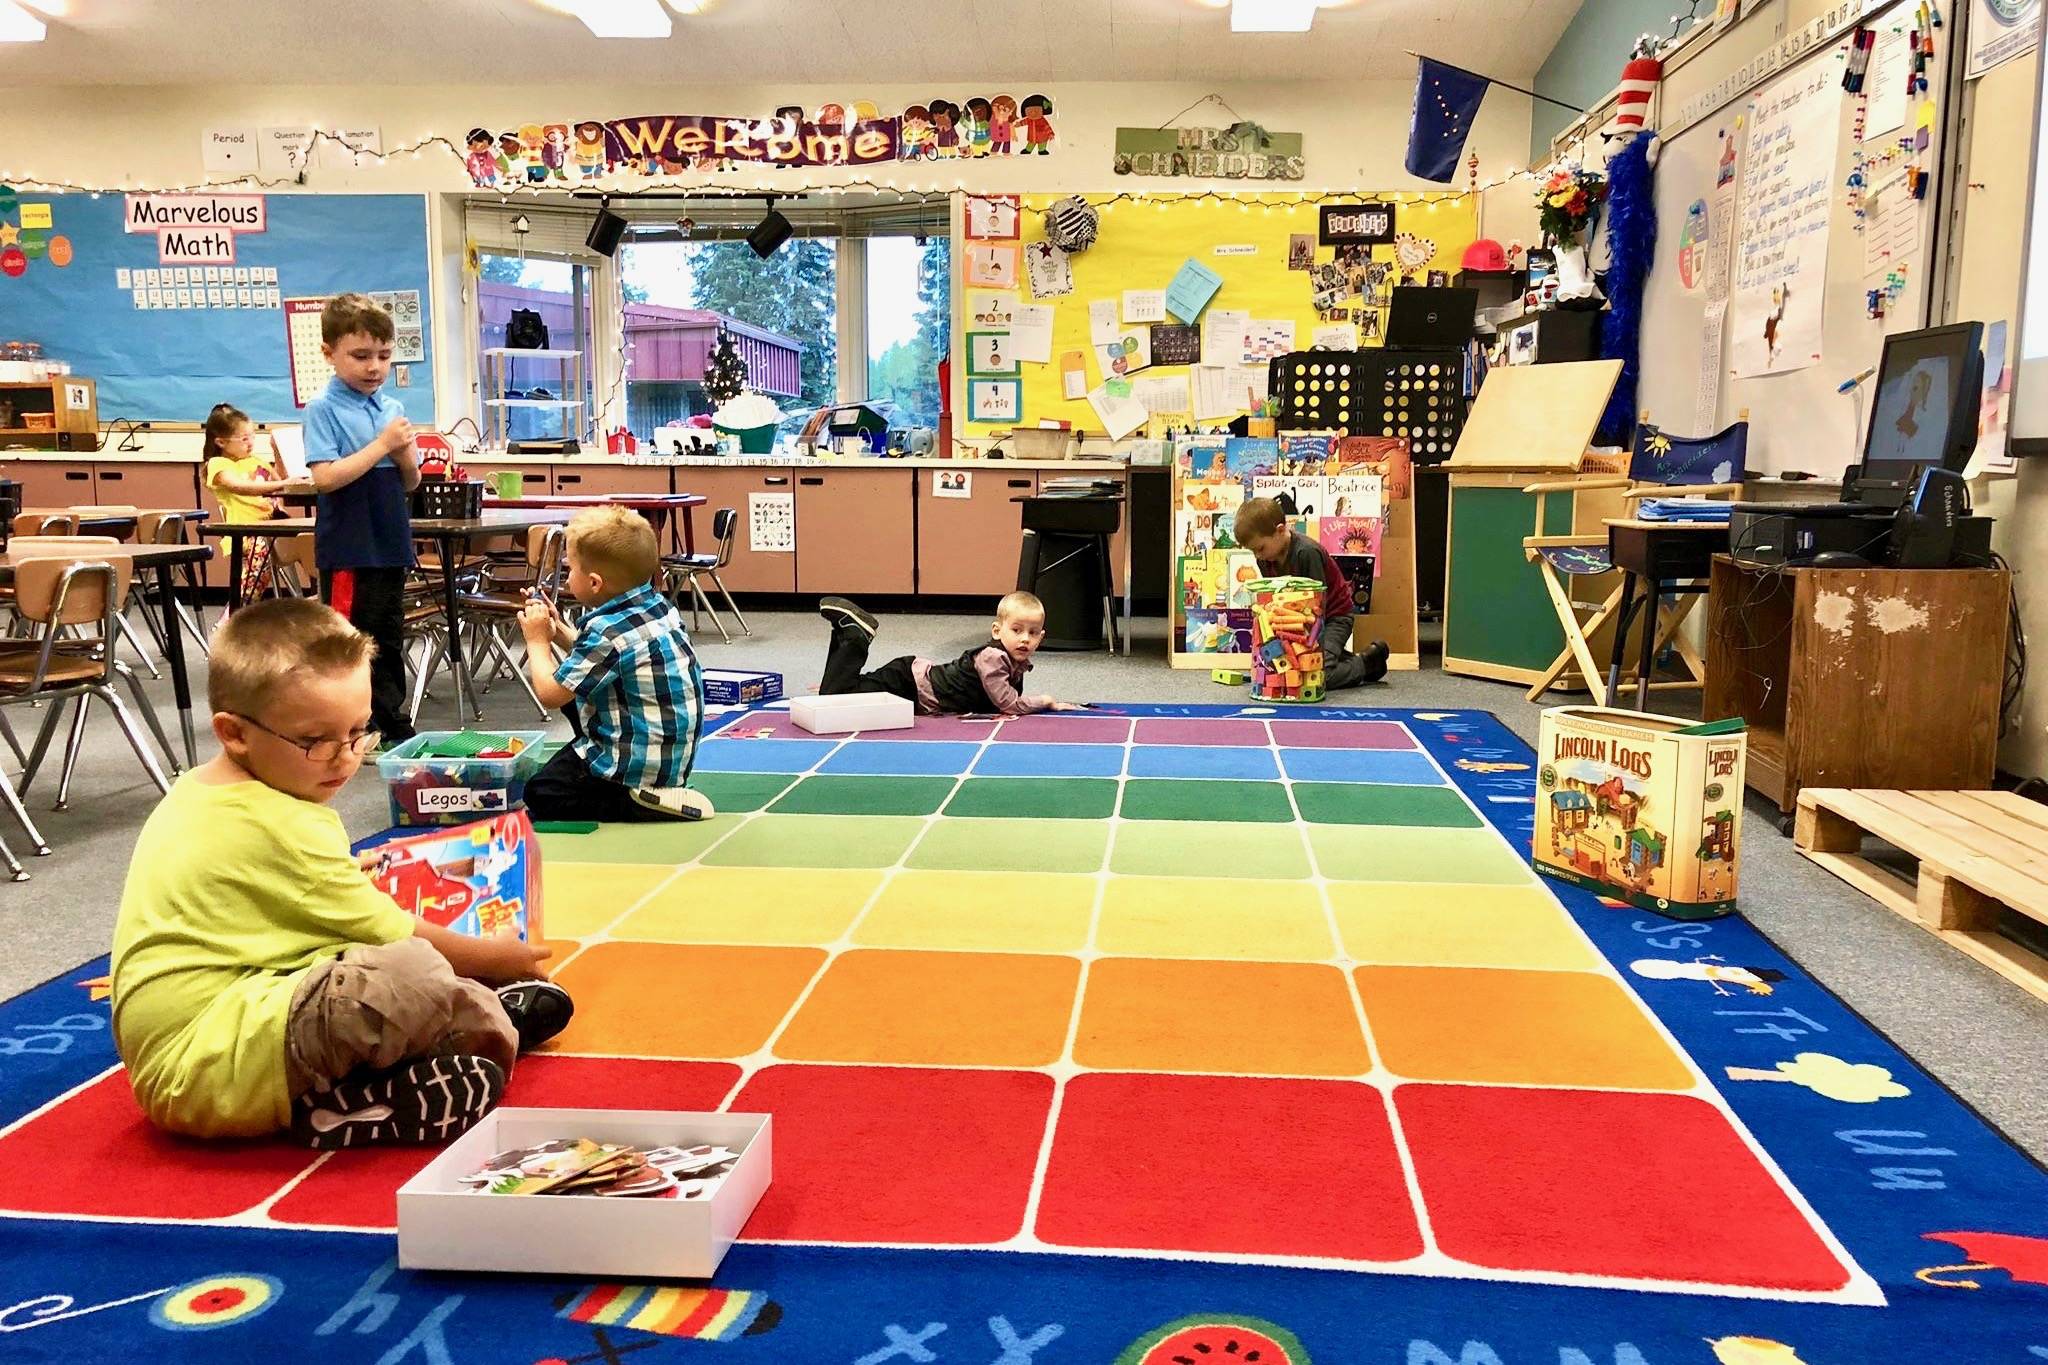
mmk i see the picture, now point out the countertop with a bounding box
[0,447,1144,474]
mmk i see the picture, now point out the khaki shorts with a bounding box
[284,936,518,1097]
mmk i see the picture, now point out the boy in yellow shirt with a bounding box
[111,599,571,1147]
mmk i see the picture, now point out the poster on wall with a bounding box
[1968,0,2043,77]
[1730,61,1839,377]
[749,492,795,553]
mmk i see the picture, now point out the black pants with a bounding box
[820,622,920,702]
[323,566,414,742]
[524,709,666,823]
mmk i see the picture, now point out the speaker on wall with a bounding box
[584,206,628,257]
[747,208,794,259]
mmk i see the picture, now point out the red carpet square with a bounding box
[0,1069,312,1219]
[268,1056,744,1229]
[1037,1072,1423,1261]
[731,1063,1054,1244]
[1396,1084,1852,1290]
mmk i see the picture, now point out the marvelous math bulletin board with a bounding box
[956,191,1478,440]
[0,190,435,426]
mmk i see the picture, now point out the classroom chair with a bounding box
[453,523,567,720]
[269,533,317,599]
[0,548,177,820]
[1521,414,1749,706]
[132,512,210,660]
[663,508,749,642]
[12,513,79,538]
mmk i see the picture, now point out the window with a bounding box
[618,239,834,441]
[475,252,594,445]
[866,235,950,432]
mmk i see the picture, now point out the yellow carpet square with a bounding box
[1096,878,1334,961]
[541,864,678,939]
[1328,883,1602,971]
[613,867,883,945]
[853,871,1096,952]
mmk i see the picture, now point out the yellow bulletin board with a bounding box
[957,191,1480,439]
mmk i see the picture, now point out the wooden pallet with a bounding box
[1795,788,2048,1005]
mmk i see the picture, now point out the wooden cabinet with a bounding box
[6,459,98,511]
[918,469,1037,597]
[1705,558,2010,816]
[668,465,797,594]
[550,462,672,496]
[795,467,916,596]
[92,461,202,512]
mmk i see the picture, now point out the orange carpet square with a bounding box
[549,941,825,1058]
[1074,957,1371,1076]
[1355,965,1694,1090]
[776,949,1080,1067]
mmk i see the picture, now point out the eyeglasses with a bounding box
[232,714,379,763]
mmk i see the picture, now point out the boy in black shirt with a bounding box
[816,592,1088,715]
[1233,498,1390,689]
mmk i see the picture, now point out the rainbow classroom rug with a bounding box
[1,704,2045,1364]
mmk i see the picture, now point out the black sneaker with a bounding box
[290,1053,504,1149]
[497,978,575,1051]
[818,596,878,640]
[1361,640,1391,684]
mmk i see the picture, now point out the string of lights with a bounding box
[0,127,1546,208]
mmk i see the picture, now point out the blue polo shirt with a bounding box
[303,375,415,571]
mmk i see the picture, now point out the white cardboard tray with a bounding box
[790,692,914,734]
[397,1107,771,1279]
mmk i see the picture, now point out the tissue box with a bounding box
[791,693,914,734]
[397,1107,771,1278]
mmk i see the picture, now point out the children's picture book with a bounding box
[1328,472,1383,520]
[367,810,543,942]
[1222,548,1259,608]
[1319,515,1383,560]
[1334,434,1412,499]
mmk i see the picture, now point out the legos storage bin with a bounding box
[378,730,550,826]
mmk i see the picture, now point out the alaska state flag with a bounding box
[1406,57,1492,182]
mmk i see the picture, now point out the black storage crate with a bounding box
[413,479,485,520]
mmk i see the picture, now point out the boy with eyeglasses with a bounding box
[110,599,572,1148]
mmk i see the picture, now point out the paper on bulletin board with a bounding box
[1088,298,1120,347]
[1205,308,1249,361]
[1088,382,1149,440]
[1192,366,1236,419]
[1696,299,1728,433]
[1133,374,1191,416]
[966,244,1019,288]
[1241,319,1296,363]
[1731,61,1838,377]
[969,290,1020,328]
[1969,0,2042,77]
[1860,175,1919,276]
[1024,241,1074,298]
[1865,21,1912,137]
[749,492,795,553]
[1097,326,1152,379]
[1123,289,1167,323]
[1165,258,1224,322]
[1970,318,2015,475]
[1312,323,1359,350]
[1009,304,1055,363]
[1060,350,1089,400]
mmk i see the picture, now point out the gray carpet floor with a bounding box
[6,603,2044,1163]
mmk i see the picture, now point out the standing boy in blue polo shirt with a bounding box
[518,506,712,822]
[303,293,421,745]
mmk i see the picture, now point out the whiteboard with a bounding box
[1636,0,1945,477]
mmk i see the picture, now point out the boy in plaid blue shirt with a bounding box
[519,506,712,823]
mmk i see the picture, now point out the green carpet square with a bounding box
[770,775,956,817]
[702,814,928,869]
[1291,783,1480,828]
[907,818,1111,873]
[1110,821,1311,879]
[1119,779,1294,823]
[943,777,1119,820]
[1308,826,1529,883]
[689,771,797,814]
[537,820,732,865]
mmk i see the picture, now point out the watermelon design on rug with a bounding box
[1115,1313,1308,1364]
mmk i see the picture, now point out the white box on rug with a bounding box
[396,1107,771,1278]
[790,692,914,734]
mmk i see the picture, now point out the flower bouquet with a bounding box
[1537,168,1607,248]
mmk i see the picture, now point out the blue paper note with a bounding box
[1165,258,1223,323]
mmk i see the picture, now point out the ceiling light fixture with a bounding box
[0,0,48,42]
[568,0,671,39]
[1229,0,1318,33]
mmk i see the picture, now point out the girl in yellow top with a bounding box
[202,403,285,602]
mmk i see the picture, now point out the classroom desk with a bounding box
[1602,518,1725,711]
[204,510,575,726]
[0,541,214,766]
[482,492,706,557]
[1703,556,2010,826]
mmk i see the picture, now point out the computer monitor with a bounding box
[1385,286,1478,349]
[1850,322,1984,507]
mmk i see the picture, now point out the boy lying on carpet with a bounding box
[1233,497,1391,689]
[111,600,573,1149]
[519,505,713,822]
[816,591,1090,715]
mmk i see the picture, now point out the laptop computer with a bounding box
[1385,286,1478,349]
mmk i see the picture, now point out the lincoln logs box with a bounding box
[1533,707,1746,919]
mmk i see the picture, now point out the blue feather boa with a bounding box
[1597,134,1657,445]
